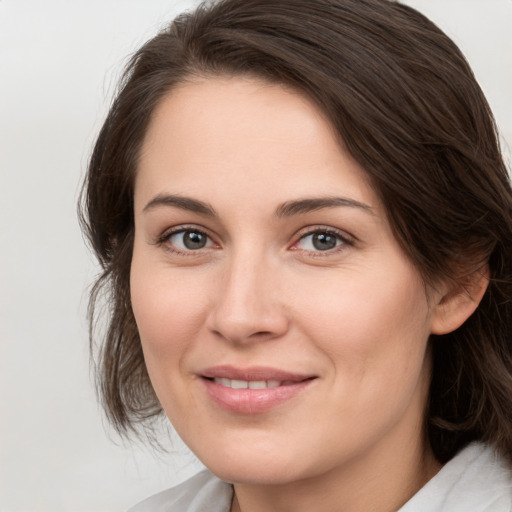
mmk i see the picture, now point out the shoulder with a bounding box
[400,443,512,512]
[127,470,233,512]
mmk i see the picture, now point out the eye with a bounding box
[164,228,215,251]
[294,229,350,252]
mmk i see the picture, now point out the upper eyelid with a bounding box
[294,225,356,243]
[159,224,213,240]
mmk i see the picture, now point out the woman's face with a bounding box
[131,77,444,485]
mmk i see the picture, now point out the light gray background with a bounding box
[1,1,511,511]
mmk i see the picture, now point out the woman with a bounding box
[80,0,512,510]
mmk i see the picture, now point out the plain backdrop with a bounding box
[0,1,510,511]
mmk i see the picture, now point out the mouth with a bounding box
[199,366,317,414]
[209,378,283,389]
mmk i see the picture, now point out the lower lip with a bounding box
[202,378,315,414]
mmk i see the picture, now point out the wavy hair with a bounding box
[79,0,512,464]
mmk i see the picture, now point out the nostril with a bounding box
[251,331,272,337]
[206,300,289,344]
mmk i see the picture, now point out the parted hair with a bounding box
[80,0,512,464]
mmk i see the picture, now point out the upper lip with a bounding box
[201,365,315,382]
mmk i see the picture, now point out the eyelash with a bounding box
[156,225,216,256]
[292,227,354,256]
[155,225,354,256]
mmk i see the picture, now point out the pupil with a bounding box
[184,231,206,249]
[313,233,337,251]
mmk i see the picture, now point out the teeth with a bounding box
[213,378,282,389]
[249,381,266,389]
[231,379,248,389]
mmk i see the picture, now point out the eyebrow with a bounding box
[275,197,374,217]
[143,194,216,216]
[142,194,374,217]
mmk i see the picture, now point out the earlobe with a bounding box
[430,265,490,335]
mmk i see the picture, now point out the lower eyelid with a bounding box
[154,226,217,252]
[298,236,342,251]
[293,229,353,251]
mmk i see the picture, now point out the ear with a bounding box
[430,265,490,335]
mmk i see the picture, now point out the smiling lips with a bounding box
[201,366,316,414]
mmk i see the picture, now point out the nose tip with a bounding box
[206,260,289,345]
[209,296,289,344]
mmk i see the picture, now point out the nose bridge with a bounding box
[208,244,287,343]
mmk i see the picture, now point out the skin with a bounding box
[130,77,482,512]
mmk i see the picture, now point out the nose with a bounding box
[206,251,289,345]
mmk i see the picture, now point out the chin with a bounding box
[207,460,306,486]
[193,439,319,486]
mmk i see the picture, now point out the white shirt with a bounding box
[128,443,512,511]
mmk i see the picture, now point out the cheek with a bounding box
[130,259,212,419]
[130,257,208,362]
[295,263,432,381]
[295,267,433,442]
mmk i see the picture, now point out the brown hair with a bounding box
[80,0,512,464]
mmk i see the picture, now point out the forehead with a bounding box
[135,76,378,212]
